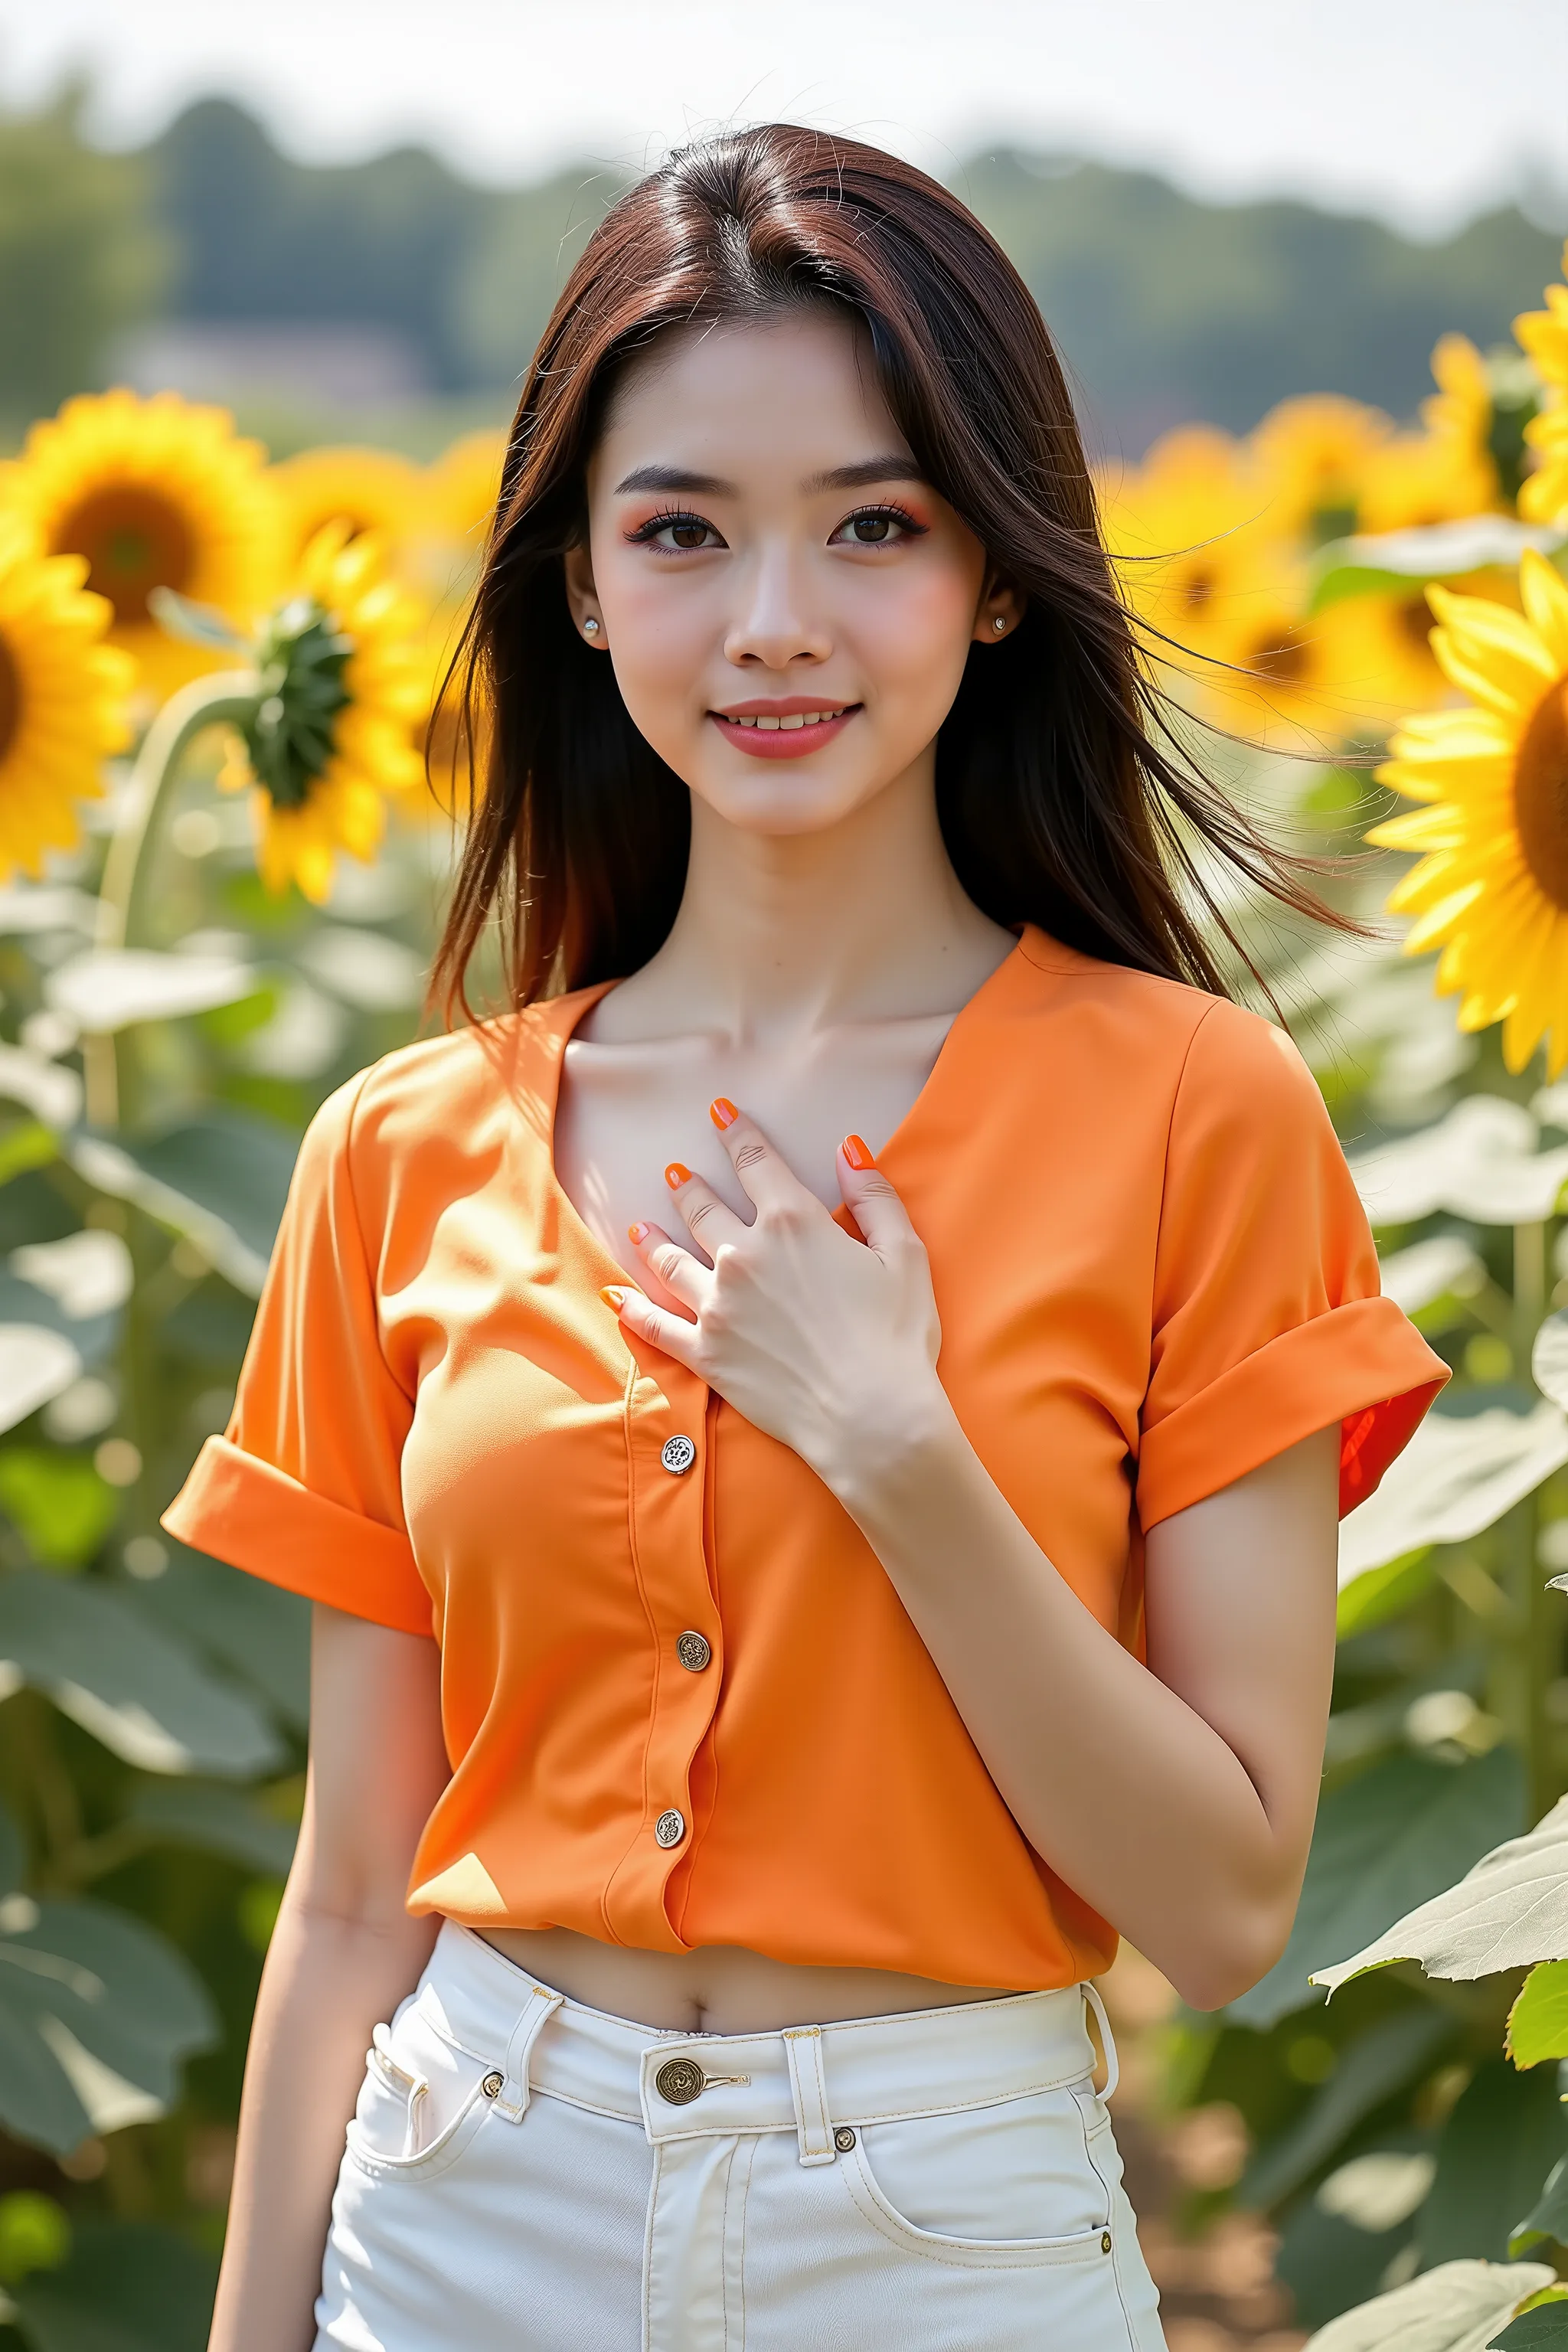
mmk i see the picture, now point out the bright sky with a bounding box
[1,0,1564,235]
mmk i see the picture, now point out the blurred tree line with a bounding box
[1,81,1562,452]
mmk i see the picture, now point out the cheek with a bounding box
[598,563,716,723]
[855,564,978,709]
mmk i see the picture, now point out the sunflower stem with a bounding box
[85,672,256,1129]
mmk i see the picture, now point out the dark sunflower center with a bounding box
[59,487,194,625]
[238,597,353,812]
[1396,594,1436,654]
[1180,566,1214,614]
[0,632,19,765]
[1250,629,1311,686]
[1514,678,1568,911]
[1308,495,1360,548]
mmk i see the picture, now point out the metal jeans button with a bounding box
[661,1435,696,1475]
[655,2056,705,2105]
[675,1629,711,1671]
[655,1808,686,1847]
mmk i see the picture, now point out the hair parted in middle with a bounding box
[432,122,1345,1020]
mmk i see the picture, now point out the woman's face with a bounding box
[567,308,1018,837]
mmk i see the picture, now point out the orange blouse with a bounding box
[165,927,1447,1991]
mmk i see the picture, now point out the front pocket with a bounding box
[842,2084,1116,2267]
[343,1988,502,2180]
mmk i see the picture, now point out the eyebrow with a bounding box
[612,456,926,498]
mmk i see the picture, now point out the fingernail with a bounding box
[665,1162,693,1188]
[628,1221,652,1243]
[710,1098,738,1129]
[842,1134,876,1171]
[599,1285,629,1310]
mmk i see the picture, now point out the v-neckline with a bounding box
[532,929,1033,1288]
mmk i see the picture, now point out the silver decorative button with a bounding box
[655,2056,705,2106]
[655,1808,686,1847]
[675,1629,711,1672]
[834,2125,857,2152]
[661,1434,697,1475]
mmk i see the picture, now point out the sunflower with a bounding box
[1419,334,1505,511]
[1359,427,1497,534]
[1516,245,1568,527]
[426,430,505,548]
[268,445,427,578]
[1101,427,1264,688]
[0,515,132,881]
[1250,395,1391,544]
[219,521,427,903]
[422,429,506,605]
[1206,535,1443,744]
[1367,549,1568,1074]
[0,390,276,700]
[404,617,485,822]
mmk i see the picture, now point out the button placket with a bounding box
[603,1364,723,1943]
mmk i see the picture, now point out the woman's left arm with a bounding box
[617,1108,1340,2012]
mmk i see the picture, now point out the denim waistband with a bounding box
[414,1922,1113,2164]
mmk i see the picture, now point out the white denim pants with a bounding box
[314,1920,1166,2351]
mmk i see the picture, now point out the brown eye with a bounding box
[671,521,710,550]
[850,515,891,543]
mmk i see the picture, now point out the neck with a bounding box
[645,756,1008,1041]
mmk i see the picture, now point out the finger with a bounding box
[627,1219,708,1309]
[600,1285,704,1374]
[662,1161,748,1256]
[707,1100,814,1214]
[836,1135,920,1262]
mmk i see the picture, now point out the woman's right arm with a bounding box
[207,1602,449,2352]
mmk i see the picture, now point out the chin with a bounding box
[694,767,881,837]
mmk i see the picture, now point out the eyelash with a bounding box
[624,501,928,553]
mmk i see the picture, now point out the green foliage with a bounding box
[10,2218,217,2351]
[1513,2151,1568,2255]
[959,152,1562,444]
[1335,1547,1432,1638]
[1494,2302,1568,2351]
[0,1452,116,1570]
[0,87,168,426]
[0,2194,68,2285]
[1227,1746,1524,2027]
[11,89,1560,452]
[1510,1961,1568,2069]
[1419,2059,1568,2263]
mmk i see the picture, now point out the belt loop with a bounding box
[782,2027,836,2166]
[1083,1981,1119,2103]
[491,1981,564,2124]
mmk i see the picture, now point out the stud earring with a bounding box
[991,615,1008,634]
[583,617,600,637]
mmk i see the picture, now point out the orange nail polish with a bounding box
[599,1285,628,1309]
[710,1098,738,1129]
[842,1135,876,1171]
[628,1221,652,1243]
[665,1162,693,1187]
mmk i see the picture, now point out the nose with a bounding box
[723,543,832,671]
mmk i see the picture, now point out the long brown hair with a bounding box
[433,123,1341,1018]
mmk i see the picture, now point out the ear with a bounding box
[972,572,1026,645]
[563,542,609,648]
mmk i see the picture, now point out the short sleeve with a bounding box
[162,1073,432,1636]
[1135,999,1449,1533]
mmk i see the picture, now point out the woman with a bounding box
[168,125,1447,2352]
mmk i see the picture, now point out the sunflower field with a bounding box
[0,246,1563,2350]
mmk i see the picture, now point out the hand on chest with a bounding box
[552,1020,955,1286]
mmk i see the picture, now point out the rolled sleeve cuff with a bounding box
[162,1436,434,1638]
[1135,1295,1449,1534]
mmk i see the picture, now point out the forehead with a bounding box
[594,309,908,479]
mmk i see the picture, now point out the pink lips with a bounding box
[710,698,859,760]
